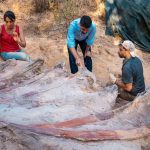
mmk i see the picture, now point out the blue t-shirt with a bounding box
[67,18,96,48]
[122,57,145,96]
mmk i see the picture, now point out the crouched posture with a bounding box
[67,16,96,74]
[110,40,145,101]
[0,10,31,61]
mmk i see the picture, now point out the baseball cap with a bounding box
[121,40,136,57]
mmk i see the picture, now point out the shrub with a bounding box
[34,0,49,13]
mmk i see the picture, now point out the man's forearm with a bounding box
[115,80,132,92]
[69,47,82,66]
[69,47,79,59]
[115,80,126,89]
[86,45,91,51]
[84,45,91,57]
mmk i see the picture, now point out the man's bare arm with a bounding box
[115,80,132,92]
[69,47,82,66]
[84,45,91,57]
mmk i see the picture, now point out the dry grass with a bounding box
[95,0,106,19]
[32,0,106,27]
[51,0,98,32]
[53,0,80,28]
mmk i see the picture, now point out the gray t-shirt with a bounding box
[122,57,145,96]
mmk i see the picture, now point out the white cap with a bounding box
[121,40,136,57]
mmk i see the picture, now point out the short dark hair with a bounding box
[4,11,16,22]
[80,16,92,28]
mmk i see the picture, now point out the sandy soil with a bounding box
[0,0,150,86]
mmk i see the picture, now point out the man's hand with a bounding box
[85,46,91,57]
[109,73,117,84]
[85,50,91,57]
[76,57,82,67]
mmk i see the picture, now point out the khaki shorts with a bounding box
[118,88,135,101]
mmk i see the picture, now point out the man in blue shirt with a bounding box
[110,40,145,101]
[67,16,96,74]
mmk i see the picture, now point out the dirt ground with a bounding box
[0,0,150,86]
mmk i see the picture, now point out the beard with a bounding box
[118,53,124,58]
[81,31,86,34]
[81,31,87,34]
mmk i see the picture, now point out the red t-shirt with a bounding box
[0,24,20,52]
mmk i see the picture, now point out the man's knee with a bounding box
[68,48,78,73]
[118,88,135,101]
[70,60,78,74]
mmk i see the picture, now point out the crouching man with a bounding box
[67,16,96,74]
[110,40,145,101]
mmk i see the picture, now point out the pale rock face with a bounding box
[73,89,150,131]
[0,60,149,150]
[0,60,118,125]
